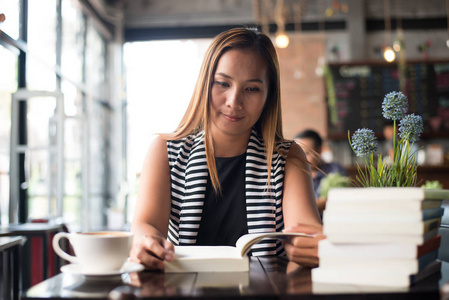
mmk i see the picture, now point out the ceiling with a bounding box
[93,0,448,41]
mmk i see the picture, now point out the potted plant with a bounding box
[314,92,448,287]
[348,91,423,187]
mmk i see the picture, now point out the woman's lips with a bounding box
[223,113,243,121]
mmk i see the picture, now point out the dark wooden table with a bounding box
[22,257,449,299]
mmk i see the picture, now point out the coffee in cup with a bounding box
[52,231,133,273]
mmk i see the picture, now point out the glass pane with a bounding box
[27,149,54,220]
[26,56,57,91]
[85,21,106,99]
[27,0,57,91]
[89,101,110,230]
[61,75,83,116]
[61,0,85,85]
[0,0,20,39]
[25,96,59,220]
[27,0,57,68]
[62,79,83,228]
[63,194,81,229]
[123,39,211,222]
[84,20,108,230]
[26,96,57,148]
[63,116,83,227]
[89,101,109,195]
[0,46,18,225]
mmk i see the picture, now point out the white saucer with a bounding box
[61,262,144,277]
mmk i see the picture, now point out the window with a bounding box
[2,0,117,230]
[61,0,85,87]
[0,46,18,226]
[123,39,211,221]
[24,0,58,221]
[0,0,20,39]
[27,0,57,82]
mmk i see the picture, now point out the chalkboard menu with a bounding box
[326,61,449,138]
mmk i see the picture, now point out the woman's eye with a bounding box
[246,87,260,92]
[215,81,229,87]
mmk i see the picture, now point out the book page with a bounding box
[174,246,241,259]
[167,246,249,273]
[235,232,314,257]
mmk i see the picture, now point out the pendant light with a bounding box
[383,0,395,62]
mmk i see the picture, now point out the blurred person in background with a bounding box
[295,129,346,213]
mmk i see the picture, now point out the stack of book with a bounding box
[312,187,449,287]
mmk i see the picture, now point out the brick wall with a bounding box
[277,33,327,140]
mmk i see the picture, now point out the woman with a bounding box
[130,27,324,270]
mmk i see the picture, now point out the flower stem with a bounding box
[393,119,397,162]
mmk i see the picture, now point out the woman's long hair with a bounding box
[162,27,285,193]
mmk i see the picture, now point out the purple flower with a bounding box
[382,91,408,120]
[399,114,424,142]
[351,128,378,157]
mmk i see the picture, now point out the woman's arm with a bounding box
[282,142,325,267]
[129,135,174,270]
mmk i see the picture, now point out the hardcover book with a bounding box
[164,232,313,273]
[327,188,449,202]
[323,217,441,235]
[318,235,440,259]
[322,208,444,223]
[312,260,441,287]
[324,228,438,245]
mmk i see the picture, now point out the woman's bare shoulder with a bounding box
[150,135,167,149]
[287,140,307,160]
[144,135,169,162]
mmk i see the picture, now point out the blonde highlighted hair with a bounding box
[162,27,286,193]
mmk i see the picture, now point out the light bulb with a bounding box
[446,39,449,49]
[275,33,289,48]
[383,46,395,62]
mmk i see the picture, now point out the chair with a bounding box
[4,222,66,290]
[0,236,26,300]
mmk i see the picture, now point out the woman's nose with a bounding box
[226,87,243,110]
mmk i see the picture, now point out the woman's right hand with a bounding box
[130,136,174,270]
[129,234,174,270]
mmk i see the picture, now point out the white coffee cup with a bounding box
[52,231,133,273]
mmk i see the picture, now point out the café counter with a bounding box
[23,257,448,300]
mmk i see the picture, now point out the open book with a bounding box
[164,232,314,273]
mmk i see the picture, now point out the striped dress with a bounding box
[166,129,291,256]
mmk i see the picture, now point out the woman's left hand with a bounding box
[282,223,325,268]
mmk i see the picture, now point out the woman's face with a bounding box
[209,48,269,139]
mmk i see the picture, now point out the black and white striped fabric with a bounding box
[166,128,291,256]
